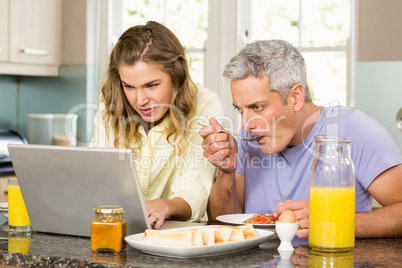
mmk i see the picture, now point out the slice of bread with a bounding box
[200,227,215,245]
[142,229,193,247]
[214,227,232,243]
[141,224,258,247]
[228,226,245,242]
[191,229,203,246]
[212,226,245,242]
[240,224,258,239]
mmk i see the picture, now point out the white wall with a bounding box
[354,62,402,152]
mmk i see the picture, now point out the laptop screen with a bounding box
[8,144,151,237]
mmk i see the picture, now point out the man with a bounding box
[200,40,402,238]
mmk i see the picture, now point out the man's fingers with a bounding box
[199,124,216,138]
[275,200,308,214]
[209,117,219,126]
[201,133,232,153]
[296,228,309,239]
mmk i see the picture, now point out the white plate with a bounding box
[125,226,275,258]
[0,202,8,219]
[216,214,275,227]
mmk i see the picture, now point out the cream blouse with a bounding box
[90,85,223,221]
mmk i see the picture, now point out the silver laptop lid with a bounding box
[8,144,152,237]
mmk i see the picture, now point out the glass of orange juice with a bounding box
[8,177,31,234]
[309,136,355,253]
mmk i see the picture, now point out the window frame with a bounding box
[102,0,355,127]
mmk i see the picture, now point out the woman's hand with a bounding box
[274,199,310,238]
[145,197,191,230]
[145,199,167,230]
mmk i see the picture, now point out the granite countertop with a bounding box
[0,221,401,267]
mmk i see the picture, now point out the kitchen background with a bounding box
[0,0,401,151]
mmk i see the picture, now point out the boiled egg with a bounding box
[278,210,297,223]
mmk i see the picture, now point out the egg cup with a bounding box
[275,222,297,251]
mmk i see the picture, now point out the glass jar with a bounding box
[91,206,127,253]
[309,135,355,252]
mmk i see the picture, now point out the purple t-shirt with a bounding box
[236,105,402,213]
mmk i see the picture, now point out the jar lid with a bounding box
[94,206,124,214]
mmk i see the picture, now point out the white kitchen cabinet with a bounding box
[0,0,61,76]
[0,0,9,62]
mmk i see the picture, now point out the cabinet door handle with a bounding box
[20,48,51,56]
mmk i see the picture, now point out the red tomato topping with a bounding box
[268,215,279,221]
[253,216,269,224]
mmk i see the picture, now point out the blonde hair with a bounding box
[101,21,198,155]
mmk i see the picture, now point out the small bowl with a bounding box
[275,222,297,251]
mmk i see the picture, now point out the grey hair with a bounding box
[223,40,312,103]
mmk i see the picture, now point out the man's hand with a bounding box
[274,199,310,238]
[199,117,238,173]
[200,118,244,219]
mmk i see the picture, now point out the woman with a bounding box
[90,21,222,229]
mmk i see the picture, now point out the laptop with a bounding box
[7,144,152,237]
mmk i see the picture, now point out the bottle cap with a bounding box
[94,206,124,214]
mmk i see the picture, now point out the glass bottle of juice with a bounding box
[91,206,127,253]
[309,135,355,253]
[8,177,31,234]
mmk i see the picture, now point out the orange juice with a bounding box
[8,184,31,227]
[309,186,355,252]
